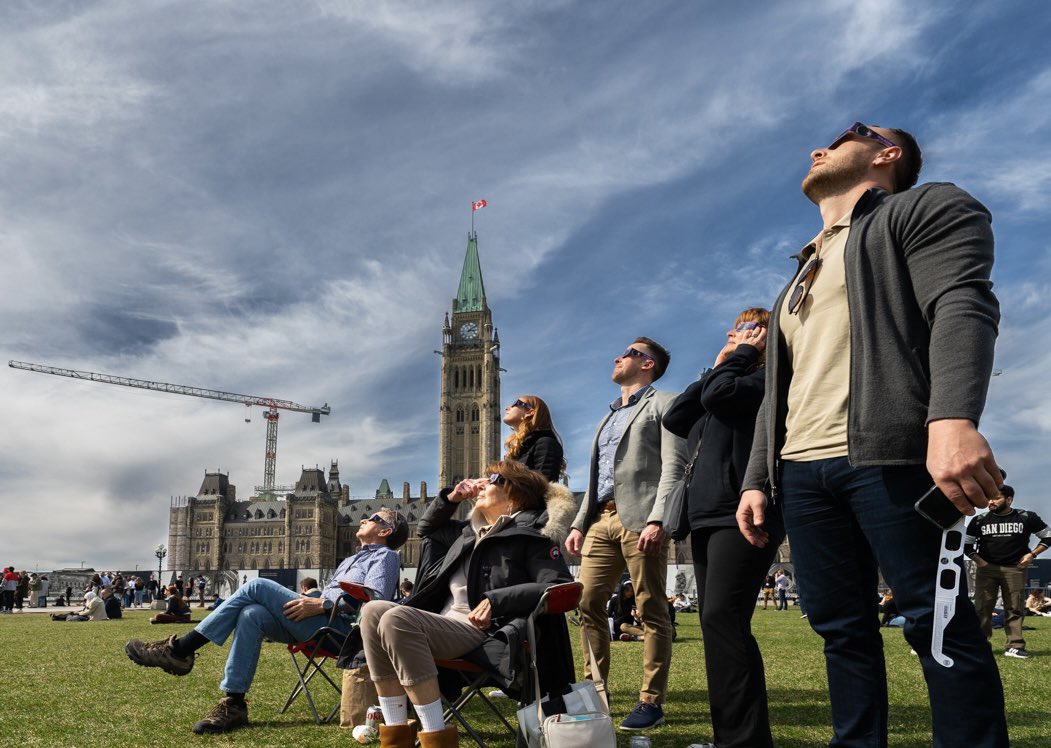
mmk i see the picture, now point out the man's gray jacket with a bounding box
[572,387,687,534]
[742,182,1000,499]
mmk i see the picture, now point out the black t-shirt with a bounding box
[964,508,1050,565]
[104,596,122,619]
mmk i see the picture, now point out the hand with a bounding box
[714,338,737,367]
[733,325,768,354]
[283,595,325,622]
[926,419,1002,514]
[637,523,666,555]
[449,478,485,503]
[1018,553,1036,570]
[468,597,492,630]
[737,490,770,547]
[565,529,584,557]
[972,555,989,568]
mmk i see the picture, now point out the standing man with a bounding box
[126,509,407,735]
[737,122,1009,746]
[566,337,686,731]
[965,484,1050,659]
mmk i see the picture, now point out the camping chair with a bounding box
[430,581,584,748]
[279,581,374,723]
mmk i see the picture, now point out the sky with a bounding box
[2,1,1050,571]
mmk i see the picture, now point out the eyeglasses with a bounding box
[621,347,654,362]
[367,513,394,531]
[735,321,761,332]
[931,523,965,668]
[510,399,532,410]
[787,257,821,315]
[487,473,507,486]
[829,122,898,150]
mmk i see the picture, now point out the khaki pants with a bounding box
[973,563,1027,650]
[578,508,671,704]
[359,600,487,686]
[339,665,378,729]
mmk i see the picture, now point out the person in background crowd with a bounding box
[196,574,207,607]
[1026,589,1051,617]
[15,570,29,611]
[52,590,108,621]
[503,394,566,482]
[1,566,19,613]
[965,484,1050,659]
[299,578,321,597]
[150,584,192,624]
[39,575,50,608]
[775,569,790,611]
[146,575,157,604]
[102,586,123,619]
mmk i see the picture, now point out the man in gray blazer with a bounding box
[566,336,686,731]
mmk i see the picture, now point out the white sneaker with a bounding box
[1004,648,1032,659]
[487,689,508,699]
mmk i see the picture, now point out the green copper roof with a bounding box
[455,234,486,312]
[376,479,392,496]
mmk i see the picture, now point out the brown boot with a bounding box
[417,724,458,748]
[379,719,417,748]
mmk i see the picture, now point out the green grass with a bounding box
[1,608,1047,747]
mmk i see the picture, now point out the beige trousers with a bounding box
[359,600,487,686]
[578,508,671,704]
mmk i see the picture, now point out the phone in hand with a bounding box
[914,468,1007,530]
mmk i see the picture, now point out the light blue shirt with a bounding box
[596,385,651,504]
[322,543,400,604]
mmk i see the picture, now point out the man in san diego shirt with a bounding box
[965,485,1050,659]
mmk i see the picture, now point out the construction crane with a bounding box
[9,360,330,494]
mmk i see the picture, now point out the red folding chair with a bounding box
[279,581,374,724]
[431,582,584,748]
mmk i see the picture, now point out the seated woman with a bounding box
[359,460,575,748]
[51,590,108,621]
[1026,589,1051,617]
[150,585,192,624]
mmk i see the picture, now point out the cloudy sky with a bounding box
[2,1,1049,571]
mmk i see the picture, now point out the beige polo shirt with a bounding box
[779,212,852,461]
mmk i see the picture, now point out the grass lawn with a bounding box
[1,607,1046,747]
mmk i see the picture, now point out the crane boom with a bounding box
[9,359,330,492]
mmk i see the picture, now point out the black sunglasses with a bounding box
[829,122,898,150]
[787,257,821,315]
[621,347,654,362]
[510,399,533,410]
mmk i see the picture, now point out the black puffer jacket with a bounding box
[513,428,564,482]
[664,344,782,530]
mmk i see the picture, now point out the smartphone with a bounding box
[914,468,1007,530]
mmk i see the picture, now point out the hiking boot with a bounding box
[619,701,664,730]
[1004,647,1032,659]
[192,697,249,734]
[124,635,195,676]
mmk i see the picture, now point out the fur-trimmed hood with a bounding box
[536,482,576,547]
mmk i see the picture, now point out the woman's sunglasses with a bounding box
[487,473,507,486]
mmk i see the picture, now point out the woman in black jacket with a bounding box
[502,395,565,482]
[663,307,784,748]
[358,460,575,748]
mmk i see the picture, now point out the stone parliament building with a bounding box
[168,232,790,586]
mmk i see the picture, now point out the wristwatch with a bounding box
[322,598,334,613]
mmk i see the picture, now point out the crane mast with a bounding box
[9,360,330,493]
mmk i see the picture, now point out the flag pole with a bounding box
[471,201,475,236]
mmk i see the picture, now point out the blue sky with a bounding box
[2,1,1049,570]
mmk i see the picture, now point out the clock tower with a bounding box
[438,232,501,488]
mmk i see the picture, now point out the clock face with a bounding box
[459,322,479,340]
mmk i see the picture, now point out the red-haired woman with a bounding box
[502,395,565,482]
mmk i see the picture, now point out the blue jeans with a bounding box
[194,578,350,694]
[781,458,1007,748]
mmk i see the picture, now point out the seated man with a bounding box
[102,586,123,619]
[125,508,407,735]
[300,578,321,597]
[51,590,108,621]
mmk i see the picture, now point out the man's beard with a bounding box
[801,156,870,203]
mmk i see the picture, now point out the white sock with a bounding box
[378,694,408,725]
[414,698,446,732]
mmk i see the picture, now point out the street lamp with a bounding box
[155,544,167,584]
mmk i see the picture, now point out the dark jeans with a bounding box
[782,458,1007,748]
[692,520,782,748]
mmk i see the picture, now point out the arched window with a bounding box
[477,365,482,387]
[453,368,459,389]
[471,406,479,422]
[456,408,465,423]
[469,367,475,388]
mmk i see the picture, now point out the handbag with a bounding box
[663,412,708,541]
[517,618,615,748]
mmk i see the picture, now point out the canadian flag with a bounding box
[472,199,487,211]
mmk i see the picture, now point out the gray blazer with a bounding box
[571,387,687,535]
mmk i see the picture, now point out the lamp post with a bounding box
[155,544,167,584]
